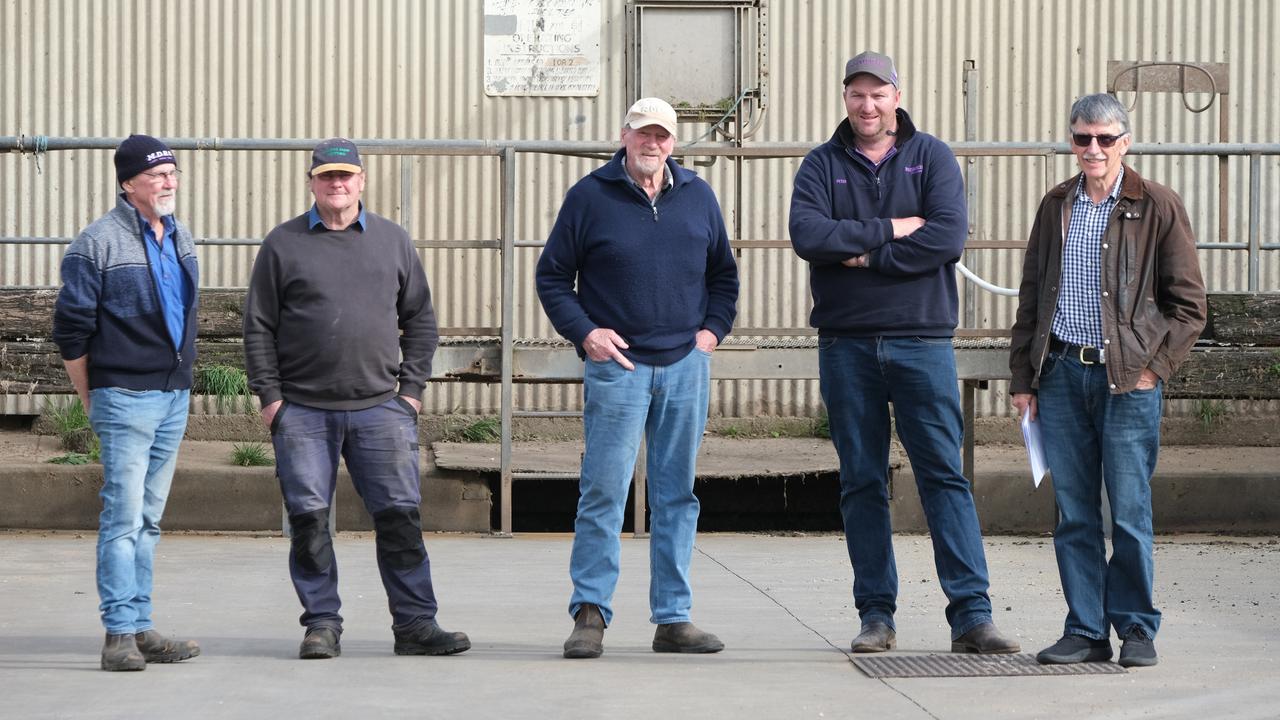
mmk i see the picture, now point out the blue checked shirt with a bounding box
[1051,169,1124,348]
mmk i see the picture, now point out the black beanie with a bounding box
[114,134,177,184]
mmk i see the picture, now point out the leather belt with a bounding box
[1049,336,1106,365]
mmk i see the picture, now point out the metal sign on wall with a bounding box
[483,0,601,96]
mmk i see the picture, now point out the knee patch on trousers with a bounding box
[373,506,426,570]
[289,508,334,574]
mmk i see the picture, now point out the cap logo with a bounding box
[145,150,173,162]
[325,148,353,157]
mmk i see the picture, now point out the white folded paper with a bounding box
[1020,412,1048,488]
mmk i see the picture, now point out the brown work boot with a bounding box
[135,629,200,663]
[101,633,146,672]
[563,603,605,659]
[951,622,1021,654]
[652,622,724,654]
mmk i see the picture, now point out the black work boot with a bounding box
[563,603,605,659]
[951,622,1021,654]
[299,627,341,659]
[850,621,897,653]
[101,633,146,672]
[652,622,724,654]
[135,629,200,663]
[393,620,471,656]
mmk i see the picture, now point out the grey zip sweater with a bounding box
[53,194,199,391]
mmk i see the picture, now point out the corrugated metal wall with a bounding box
[4,0,1277,418]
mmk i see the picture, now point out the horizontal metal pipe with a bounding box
[4,136,1280,158]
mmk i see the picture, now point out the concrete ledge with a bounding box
[0,441,492,533]
[2,436,1276,534]
[891,446,1280,534]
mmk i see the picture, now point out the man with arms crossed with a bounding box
[789,52,1018,655]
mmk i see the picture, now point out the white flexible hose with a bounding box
[956,261,1019,296]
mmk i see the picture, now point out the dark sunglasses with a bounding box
[1071,132,1128,148]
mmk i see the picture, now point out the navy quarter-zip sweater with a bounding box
[789,109,967,336]
[536,149,739,366]
[53,194,199,390]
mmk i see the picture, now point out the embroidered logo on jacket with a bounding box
[905,164,924,174]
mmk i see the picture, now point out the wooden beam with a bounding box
[3,341,1277,400]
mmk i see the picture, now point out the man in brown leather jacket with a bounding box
[1009,93,1206,669]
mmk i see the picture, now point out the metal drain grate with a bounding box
[852,653,1127,678]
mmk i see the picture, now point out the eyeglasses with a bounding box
[140,169,182,182]
[1071,133,1128,148]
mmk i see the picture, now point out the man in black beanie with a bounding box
[53,134,201,671]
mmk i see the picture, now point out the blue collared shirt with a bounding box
[138,211,191,350]
[1051,168,1125,347]
[308,203,367,231]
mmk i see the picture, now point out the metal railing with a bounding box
[4,136,1278,534]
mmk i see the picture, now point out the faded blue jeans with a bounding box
[1037,350,1163,640]
[568,348,711,626]
[819,336,994,639]
[88,387,190,635]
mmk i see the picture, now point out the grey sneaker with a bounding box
[652,622,724,654]
[1118,628,1158,668]
[101,633,146,672]
[299,627,341,659]
[134,629,200,663]
[850,622,896,653]
[393,620,471,656]
[563,603,605,659]
[1036,634,1112,664]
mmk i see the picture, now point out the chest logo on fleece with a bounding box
[905,165,924,174]
[835,178,847,184]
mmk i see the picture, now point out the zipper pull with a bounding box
[652,205,658,222]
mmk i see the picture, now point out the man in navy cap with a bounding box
[53,134,201,671]
[789,52,1020,655]
[244,138,469,660]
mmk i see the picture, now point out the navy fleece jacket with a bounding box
[536,149,739,366]
[789,109,967,336]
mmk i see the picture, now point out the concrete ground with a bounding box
[1,531,1277,720]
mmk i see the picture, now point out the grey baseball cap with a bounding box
[843,51,899,87]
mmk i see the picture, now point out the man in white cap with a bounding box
[537,98,739,659]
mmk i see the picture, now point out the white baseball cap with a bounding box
[623,97,678,135]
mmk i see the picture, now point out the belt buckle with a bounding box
[1077,346,1104,365]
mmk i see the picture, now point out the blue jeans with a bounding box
[569,348,711,625]
[1037,351,1163,640]
[818,336,993,639]
[272,398,438,633]
[88,387,190,635]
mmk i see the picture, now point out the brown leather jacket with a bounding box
[1009,165,1206,394]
